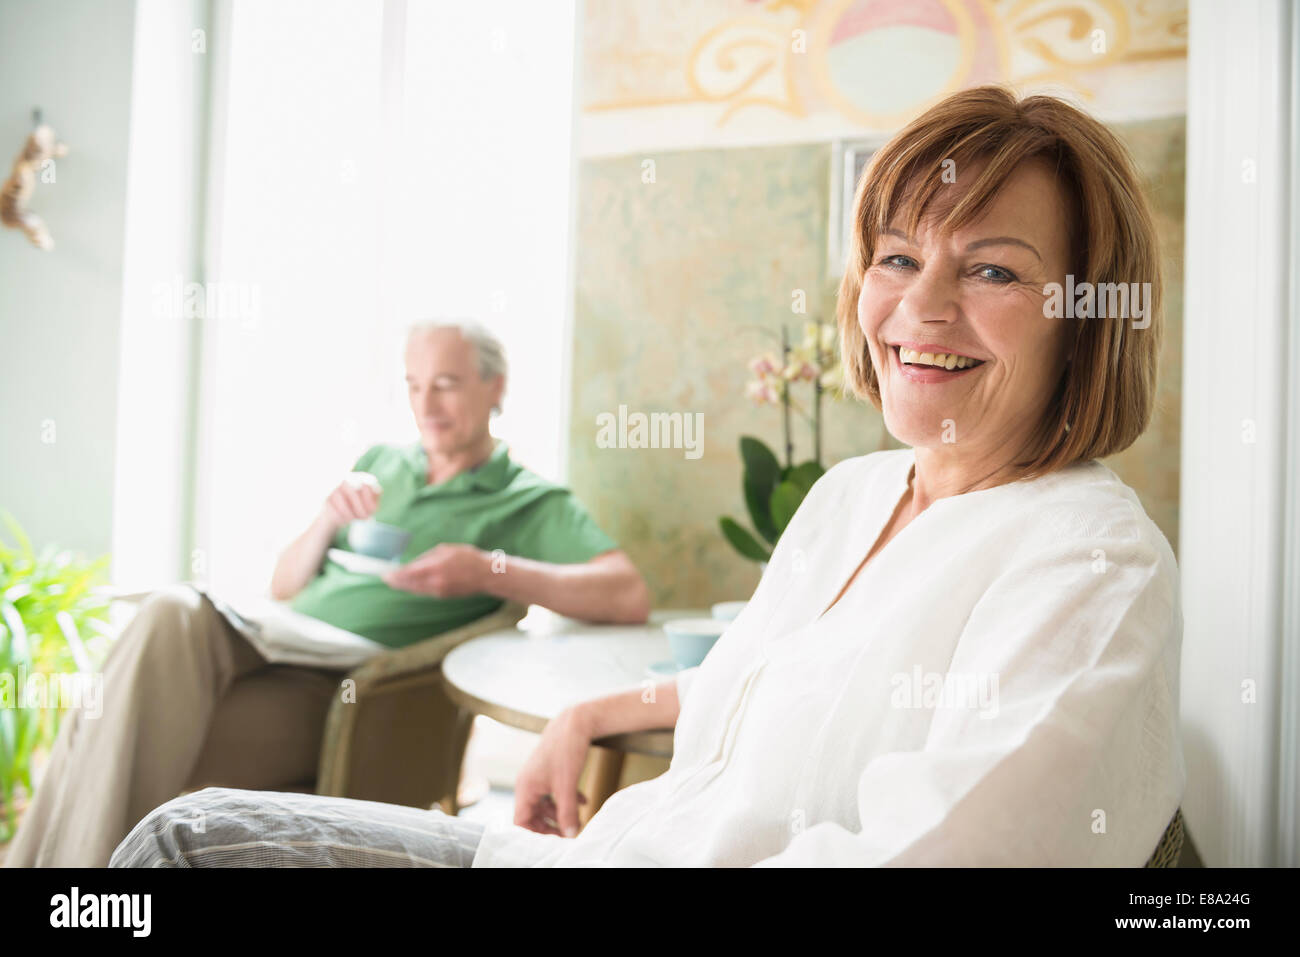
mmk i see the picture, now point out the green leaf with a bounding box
[0,511,32,559]
[55,611,93,674]
[0,601,30,666]
[719,517,771,564]
[740,436,781,544]
[769,480,808,535]
[784,460,825,495]
[0,709,16,795]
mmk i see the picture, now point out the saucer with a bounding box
[327,548,401,577]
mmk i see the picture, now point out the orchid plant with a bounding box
[721,320,847,564]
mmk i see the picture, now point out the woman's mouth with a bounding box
[891,345,987,383]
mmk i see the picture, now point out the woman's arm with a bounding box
[515,676,684,838]
[572,676,681,739]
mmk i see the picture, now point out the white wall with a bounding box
[0,0,138,557]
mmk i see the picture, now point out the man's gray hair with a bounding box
[406,318,508,382]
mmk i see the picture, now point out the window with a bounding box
[194,0,577,598]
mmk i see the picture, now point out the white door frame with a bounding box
[1180,0,1299,867]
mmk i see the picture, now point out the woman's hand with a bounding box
[514,705,594,838]
[512,679,682,838]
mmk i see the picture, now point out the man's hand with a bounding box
[322,472,381,530]
[271,471,383,601]
[382,543,489,598]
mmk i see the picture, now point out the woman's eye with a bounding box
[877,254,916,270]
[975,264,1017,284]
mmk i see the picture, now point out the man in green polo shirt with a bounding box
[274,437,631,647]
[7,319,649,868]
[266,320,648,642]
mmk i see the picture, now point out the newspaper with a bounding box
[197,589,388,670]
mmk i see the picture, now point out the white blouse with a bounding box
[471,448,1185,867]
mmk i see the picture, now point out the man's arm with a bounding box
[383,546,651,624]
[487,548,651,624]
[270,472,380,600]
[269,514,338,601]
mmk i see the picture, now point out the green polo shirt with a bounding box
[290,439,618,648]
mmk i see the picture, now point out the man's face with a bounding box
[404,329,504,455]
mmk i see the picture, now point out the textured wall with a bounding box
[567,118,1185,609]
[578,0,1188,156]
[1101,117,1185,553]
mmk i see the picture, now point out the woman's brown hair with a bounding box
[839,84,1163,477]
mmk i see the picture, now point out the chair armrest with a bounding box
[1143,807,1185,868]
[342,600,529,688]
[316,600,528,799]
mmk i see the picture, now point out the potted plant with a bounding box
[0,514,112,842]
[720,320,845,564]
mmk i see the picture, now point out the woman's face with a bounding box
[858,158,1074,465]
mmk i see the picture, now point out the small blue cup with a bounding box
[347,519,411,561]
[663,618,729,669]
[711,601,747,622]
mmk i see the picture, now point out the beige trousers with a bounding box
[3,585,345,868]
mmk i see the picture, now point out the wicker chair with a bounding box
[1143,808,1185,868]
[104,587,529,813]
[315,600,529,813]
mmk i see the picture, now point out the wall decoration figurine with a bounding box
[1,110,68,251]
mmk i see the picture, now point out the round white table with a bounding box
[440,608,705,820]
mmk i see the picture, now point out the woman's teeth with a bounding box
[897,346,983,370]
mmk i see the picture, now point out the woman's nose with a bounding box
[900,266,960,324]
